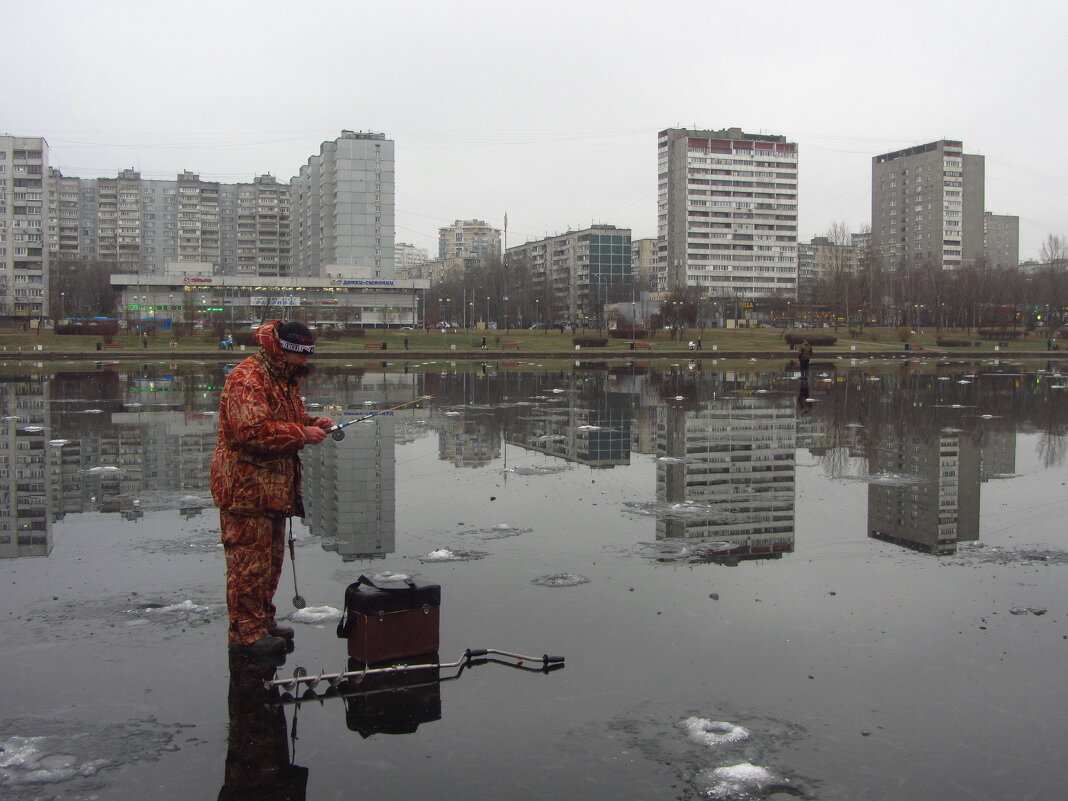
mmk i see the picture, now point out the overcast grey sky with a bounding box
[4,0,1065,260]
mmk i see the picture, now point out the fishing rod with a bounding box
[328,395,434,441]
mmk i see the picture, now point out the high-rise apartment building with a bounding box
[291,131,395,278]
[48,169,290,278]
[871,140,985,272]
[630,237,657,288]
[658,127,798,298]
[983,212,1019,269]
[438,219,500,259]
[506,225,631,324]
[0,136,49,320]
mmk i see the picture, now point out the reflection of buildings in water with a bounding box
[867,429,985,554]
[0,374,52,558]
[979,429,1016,480]
[438,415,501,467]
[657,392,797,563]
[507,392,632,469]
[303,416,396,561]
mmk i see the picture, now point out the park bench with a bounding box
[632,341,651,349]
[503,342,520,349]
[363,342,384,350]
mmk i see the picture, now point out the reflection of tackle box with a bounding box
[343,655,442,738]
[336,575,440,665]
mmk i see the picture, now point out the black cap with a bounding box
[278,321,316,354]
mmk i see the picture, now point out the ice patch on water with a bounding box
[950,543,1068,567]
[454,524,532,540]
[0,736,110,786]
[85,465,121,473]
[680,717,750,746]
[0,717,190,800]
[624,500,740,524]
[504,464,569,476]
[143,599,211,615]
[839,472,925,486]
[696,762,778,799]
[532,573,590,587]
[290,606,343,624]
[419,548,488,562]
[1009,606,1047,616]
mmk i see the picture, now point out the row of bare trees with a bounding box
[813,228,1068,333]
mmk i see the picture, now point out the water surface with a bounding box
[2,355,1067,800]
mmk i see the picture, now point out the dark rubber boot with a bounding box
[268,624,295,640]
[230,634,286,657]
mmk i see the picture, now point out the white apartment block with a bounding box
[506,225,632,324]
[983,212,1019,269]
[871,139,985,272]
[658,127,798,299]
[0,136,49,320]
[438,219,500,260]
[395,241,429,269]
[291,131,395,279]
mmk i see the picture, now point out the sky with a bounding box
[4,0,1066,261]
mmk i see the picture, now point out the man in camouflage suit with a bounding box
[211,321,333,656]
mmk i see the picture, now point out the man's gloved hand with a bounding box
[303,426,327,444]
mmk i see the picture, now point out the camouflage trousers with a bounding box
[221,512,287,645]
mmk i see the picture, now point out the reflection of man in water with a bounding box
[218,651,308,801]
[796,379,813,415]
[797,339,813,374]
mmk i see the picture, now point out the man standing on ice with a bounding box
[211,321,333,657]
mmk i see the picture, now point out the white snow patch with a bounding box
[290,606,343,624]
[680,717,750,746]
[697,762,777,799]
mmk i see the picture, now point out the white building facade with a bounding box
[657,127,798,299]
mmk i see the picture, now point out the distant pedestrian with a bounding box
[696,338,702,351]
[481,336,487,350]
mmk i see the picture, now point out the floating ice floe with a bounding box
[696,763,778,799]
[419,548,488,562]
[680,717,750,747]
[504,464,569,476]
[290,606,343,624]
[0,734,111,786]
[532,573,590,587]
[143,599,212,615]
[85,466,120,473]
[577,425,604,431]
[48,439,70,447]
[1009,606,1047,616]
[843,472,925,486]
[978,414,1000,419]
[21,426,44,432]
[80,409,104,414]
[444,411,461,417]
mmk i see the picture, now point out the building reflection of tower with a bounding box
[439,414,501,467]
[657,387,797,564]
[867,428,987,554]
[0,372,52,558]
[507,374,632,469]
[303,416,396,561]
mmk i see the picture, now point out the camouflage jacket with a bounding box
[210,321,316,517]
